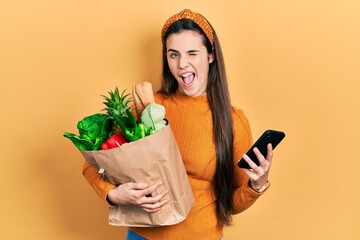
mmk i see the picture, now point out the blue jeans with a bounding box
[126,228,224,240]
[127,228,147,240]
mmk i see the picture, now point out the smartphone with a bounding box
[237,129,285,169]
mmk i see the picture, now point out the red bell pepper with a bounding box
[101,131,127,150]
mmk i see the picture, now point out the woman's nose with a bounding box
[179,56,189,69]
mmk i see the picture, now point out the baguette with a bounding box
[132,82,155,116]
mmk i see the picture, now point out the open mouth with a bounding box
[181,73,195,87]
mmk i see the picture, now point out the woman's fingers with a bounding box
[141,181,164,197]
[108,181,168,207]
[253,147,266,167]
[253,143,273,170]
[241,152,258,170]
[128,181,168,212]
[266,143,273,165]
[138,187,168,204]
[241,144,273,187]
[140,197,169,212]
[128,181,164,198]
[137,184,169,212]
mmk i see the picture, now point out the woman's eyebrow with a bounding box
[167,49,179,53]
[187,50,200,53]
[167,49,200,53]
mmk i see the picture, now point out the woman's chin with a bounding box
[179,88,206,97]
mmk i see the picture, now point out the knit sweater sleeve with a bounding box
[82,160,117,205]
[231,108,265,214]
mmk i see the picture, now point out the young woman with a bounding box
[83,9,273,240]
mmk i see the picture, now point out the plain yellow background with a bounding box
[1,0,359,239]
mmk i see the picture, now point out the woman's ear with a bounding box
[208,52,215,63]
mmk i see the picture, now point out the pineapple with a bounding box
[102,87,142,142]
[102,87,131,120]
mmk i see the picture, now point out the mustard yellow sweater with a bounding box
[83,91,265,240]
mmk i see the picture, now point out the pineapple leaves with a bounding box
[101,87,132,118]
[100,87,160,142]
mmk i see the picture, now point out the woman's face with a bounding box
[166,30,214,97]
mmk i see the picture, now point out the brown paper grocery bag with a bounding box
[81,124,194,227]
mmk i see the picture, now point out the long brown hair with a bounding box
[160,19,234,226]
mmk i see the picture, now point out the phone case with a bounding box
[237,129,285,169]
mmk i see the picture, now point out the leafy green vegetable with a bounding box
[141,102,167,131]
[64,113,112,151]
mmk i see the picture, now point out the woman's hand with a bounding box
[242,143,273,192]
[107,181,168,212]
